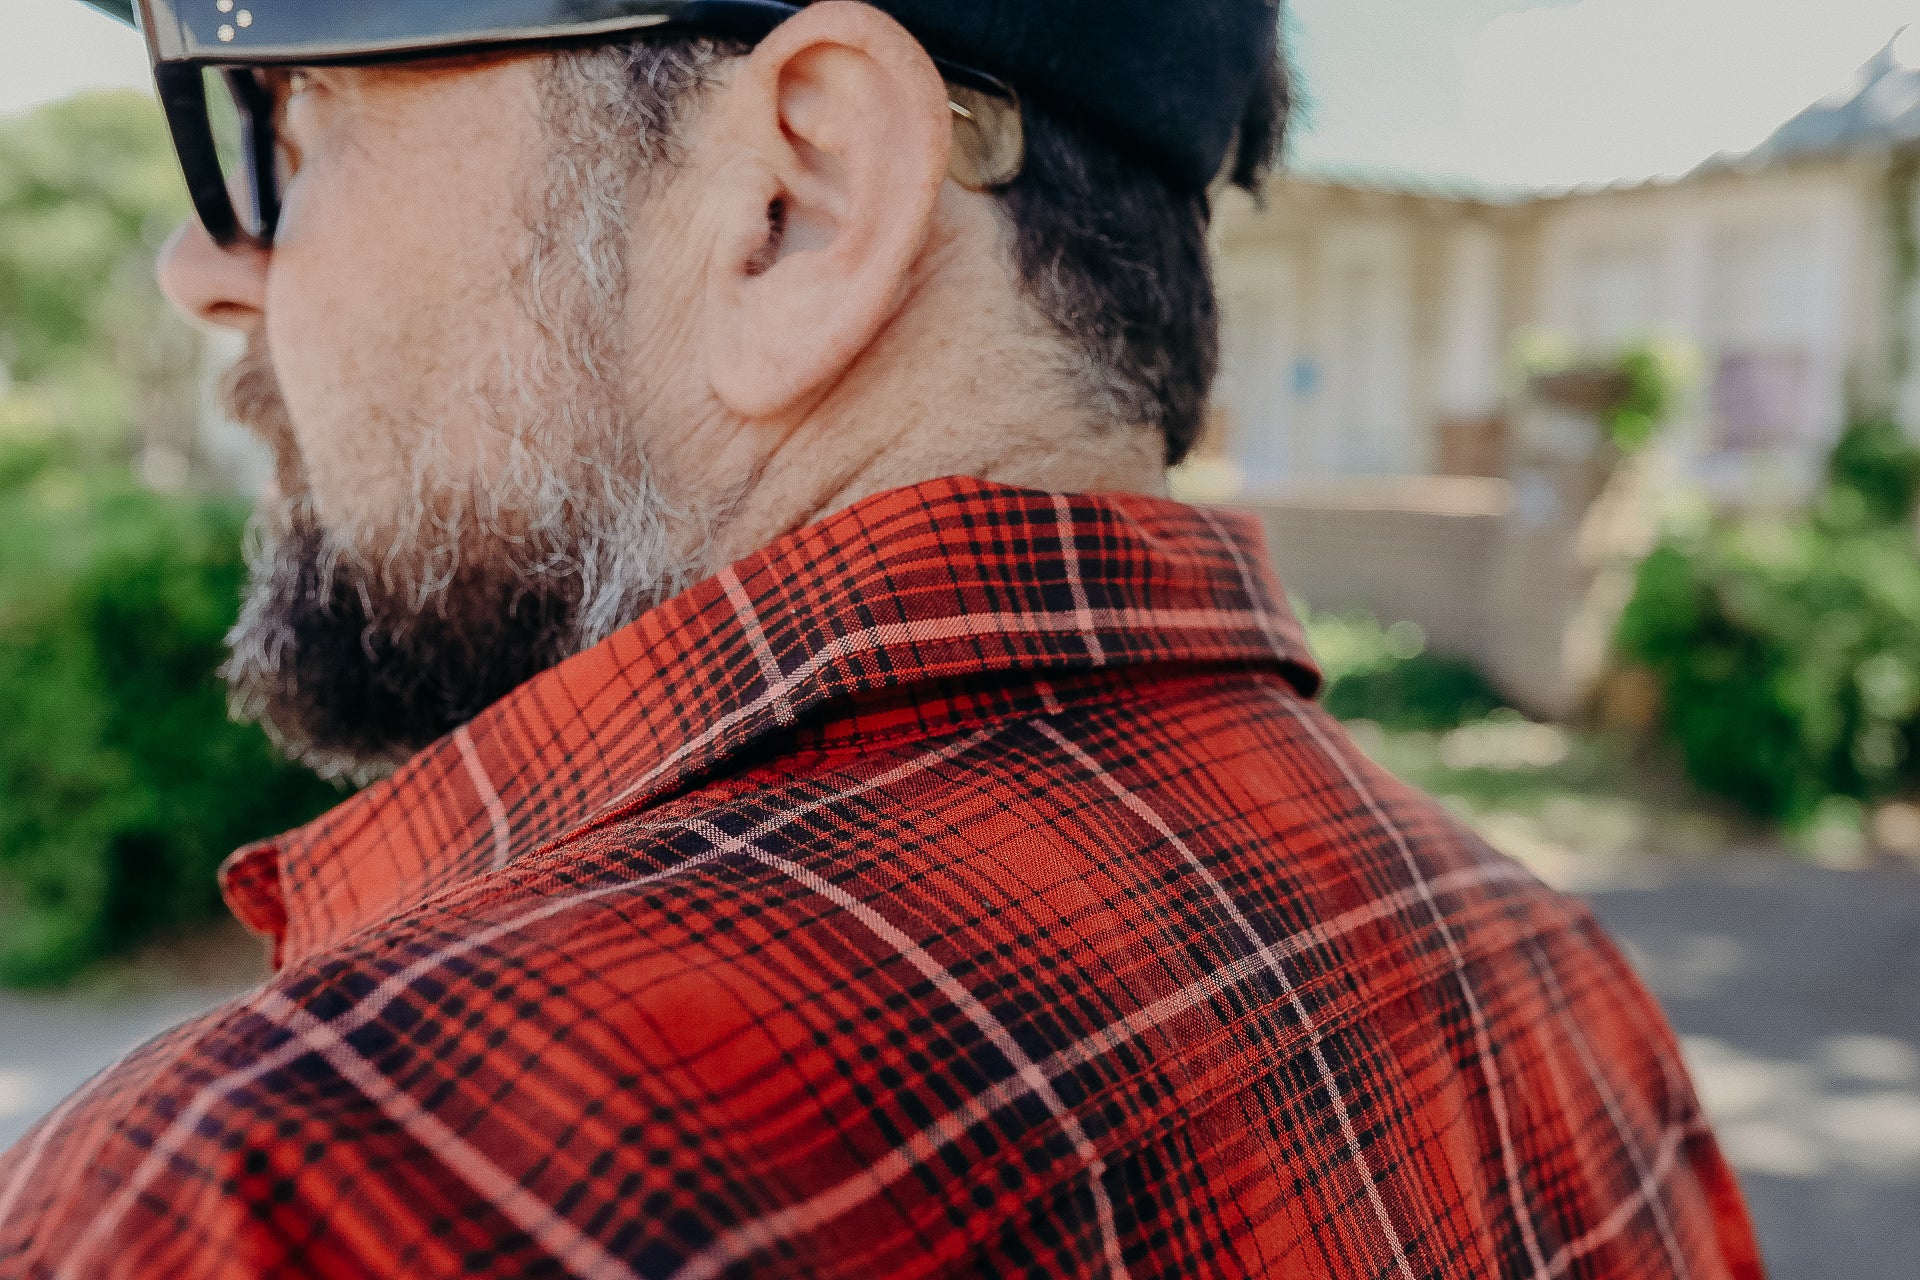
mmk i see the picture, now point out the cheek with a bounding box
[263,150,536,536]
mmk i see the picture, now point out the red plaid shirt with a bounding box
[1,478,1760,1279]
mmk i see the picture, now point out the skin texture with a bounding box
[157,2,1165,575]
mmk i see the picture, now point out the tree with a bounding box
[0,95,339,986]
[0,90,197,458]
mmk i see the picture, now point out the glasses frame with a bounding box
[95,0,1019,249]
[154,62,280,247]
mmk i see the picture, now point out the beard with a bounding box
[221,70,727,780]
[219,326,713,784]
[221,47,744,783]
[223,496,578,779]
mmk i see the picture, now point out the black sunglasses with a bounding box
[85,0,1019,249]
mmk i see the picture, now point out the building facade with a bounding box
[1209,41,1920,501]
[1205,40,1920,716]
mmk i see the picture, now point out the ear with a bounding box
[699,0,951,420]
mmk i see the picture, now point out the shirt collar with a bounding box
[222,477,1319,966]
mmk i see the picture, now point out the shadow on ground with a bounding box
[1583,857,1920,1280]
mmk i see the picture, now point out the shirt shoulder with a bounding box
[0,723,997,1277]
[0,670,1760,1279]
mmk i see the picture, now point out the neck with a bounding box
[711,412,1166,566]
[687,239,1167,566]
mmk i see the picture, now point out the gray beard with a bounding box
[218,342,712,784]
[221,47,726,783]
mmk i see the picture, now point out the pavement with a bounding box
[0,984,252,1148]
[2,854,1916,1279]
[1582,856,1920,1280]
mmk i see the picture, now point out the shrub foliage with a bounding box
[1307,613,1508,732]
[1617,418,1920,822]
[0,444,338,986]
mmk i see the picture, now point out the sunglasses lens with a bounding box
[200,67,271,240]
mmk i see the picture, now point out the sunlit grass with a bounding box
[1342,711,1763,887]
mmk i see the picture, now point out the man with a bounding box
[0,1,1761,1276]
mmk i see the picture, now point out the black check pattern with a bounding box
[0,478,1763,1278]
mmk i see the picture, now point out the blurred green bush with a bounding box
[1306,611,1508,732]
[1617,417,1920,823]
[0,442,338,988]
[0,92,339,986]
[0,91,191,446]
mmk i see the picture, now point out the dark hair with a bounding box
[566,28,1290,465]
[1004,44,1290,463]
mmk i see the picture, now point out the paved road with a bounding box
[1582,856,1920,1280]
[3,855,1916,1279]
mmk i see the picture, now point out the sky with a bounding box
[1287,0,1920,188]
[4,0,1917,190]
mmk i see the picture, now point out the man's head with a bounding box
[134,0,1288,779]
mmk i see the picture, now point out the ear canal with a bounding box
[743,198,787,278]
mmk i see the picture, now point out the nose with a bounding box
[155,218,269,330]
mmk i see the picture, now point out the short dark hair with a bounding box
[1004,44,1290,463]
[557,24,1290,466]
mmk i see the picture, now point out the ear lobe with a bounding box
[701,1,952,421]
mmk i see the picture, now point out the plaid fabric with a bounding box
[0,477,1762,1279]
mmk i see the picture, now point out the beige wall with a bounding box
[1228,461,1659,720]
[1231,478,1508,668]
[1212,158,1899,494]
[1527,157,1886,500]
[1207,160,1909,715]
[1210,181,1526,486]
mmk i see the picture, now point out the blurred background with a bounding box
[2,2,1918,1275]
